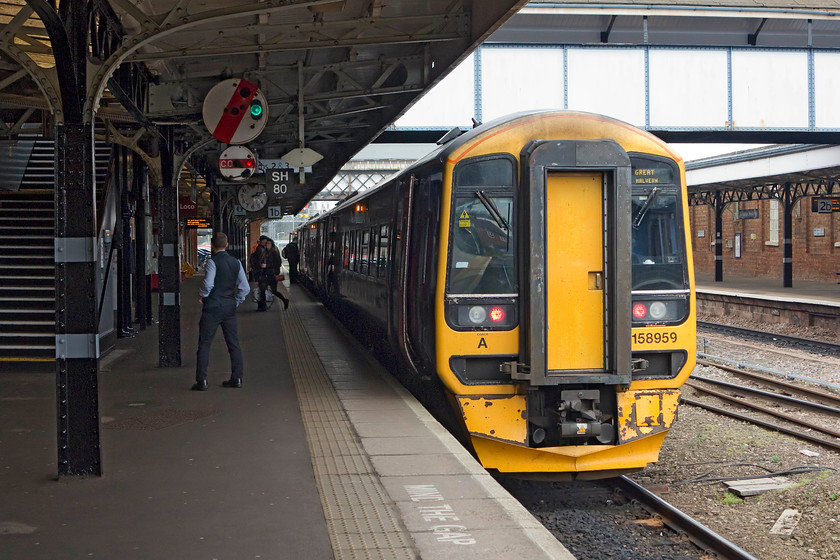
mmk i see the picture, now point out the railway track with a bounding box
[614,476,760,560]
[684,359,840,452]
[697,320,840,356]
[500,475,758,560]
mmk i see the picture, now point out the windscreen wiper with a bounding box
[475,190,510,230]
[632,186,660,229]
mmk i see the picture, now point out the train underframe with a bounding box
[455,385,681,477]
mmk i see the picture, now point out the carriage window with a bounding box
[360,230,370,275]
[378,224,389,277]
[631,192,688,291]
[349,230,357,271]
[342,232,350,268]
[448,157,516,294]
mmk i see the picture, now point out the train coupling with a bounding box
[557,389,615,444]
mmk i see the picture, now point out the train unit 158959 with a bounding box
[297,110,695,478]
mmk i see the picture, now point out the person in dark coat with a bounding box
[282,236,300,283]
[249,235,268,282]
[193,232,250,390]
[258,238,289,310]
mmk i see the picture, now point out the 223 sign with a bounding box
[632,331,678,345]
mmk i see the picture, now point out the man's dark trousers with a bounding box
[195,303,243,383]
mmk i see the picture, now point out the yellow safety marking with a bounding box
[0,357,53,362]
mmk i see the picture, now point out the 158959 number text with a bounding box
[632,332,678,345]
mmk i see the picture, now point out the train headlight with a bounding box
[450,303,515,329]
[468,306,487,324]
[648,301,668,320]
[631,296,689,325]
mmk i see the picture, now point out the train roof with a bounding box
[301,110,677,228]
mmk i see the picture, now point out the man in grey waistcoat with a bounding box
[192,232,250,390]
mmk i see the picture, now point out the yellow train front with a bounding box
[299,110,696,478]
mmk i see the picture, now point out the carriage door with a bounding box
[511,140,632,386]
[546,172,604,371]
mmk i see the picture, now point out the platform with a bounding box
[695,271,840,308]
[0,277,573,560]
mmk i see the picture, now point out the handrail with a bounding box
[96,149,116,232]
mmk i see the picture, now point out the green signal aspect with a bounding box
[250,100,263,118]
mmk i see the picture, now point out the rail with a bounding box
[616,476,760,560]
[698,321,840,356]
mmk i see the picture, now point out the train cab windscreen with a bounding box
[448,157,516,295]
[631,192,688,291]
[629,157,688,294]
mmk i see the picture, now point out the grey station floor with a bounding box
[0,277,573,560]
[695,270,840,307]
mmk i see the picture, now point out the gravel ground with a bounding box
[627,313,840,560]
[499,478,710,560]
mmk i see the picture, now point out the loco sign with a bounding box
[202,78,268,144]
[218,146,257,182]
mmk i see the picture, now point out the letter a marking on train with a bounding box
[478,338,487,349]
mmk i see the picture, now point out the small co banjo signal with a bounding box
[218,146,257,182]
[202,78,268,144]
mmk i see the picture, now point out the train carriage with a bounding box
[297,110,696,477]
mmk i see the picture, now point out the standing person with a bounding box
[192,232,251,391]
[249,235,268,282]
[282,236,300,283]
[259,238,290,310]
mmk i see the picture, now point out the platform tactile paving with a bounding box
[280,300,418,560]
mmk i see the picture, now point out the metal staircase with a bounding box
[0,140,109,365]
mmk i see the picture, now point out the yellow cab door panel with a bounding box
[546,172,604,371]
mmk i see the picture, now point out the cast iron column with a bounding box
[157,128,181,366]
[55,122,101,476]
[133,153,148,329]
[116,146,134,337]
[37,0,103,477]
[210,175,221,233]
[782,185,794,288]
[714,192,724,282]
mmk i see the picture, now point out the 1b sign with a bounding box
[268,206,283,219]
[266,169,295,197]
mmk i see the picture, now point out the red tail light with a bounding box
[489,307,505,322]
[632,303,648,319]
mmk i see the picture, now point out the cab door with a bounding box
[513,140,632,386]
[545,172,604,371]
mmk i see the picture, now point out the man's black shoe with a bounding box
[191,380,208,391]
[222,379,242,388]
[283,298,289,310]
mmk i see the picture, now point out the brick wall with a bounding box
[689,198,840,281]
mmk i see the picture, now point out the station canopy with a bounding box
[0,0,526,215]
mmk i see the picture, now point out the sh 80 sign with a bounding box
[266,169,297,197]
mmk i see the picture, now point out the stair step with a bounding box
[0,276,54,282]
[0,311,54,318]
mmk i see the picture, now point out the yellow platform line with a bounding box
[279,297,418,560]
